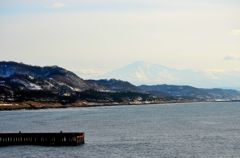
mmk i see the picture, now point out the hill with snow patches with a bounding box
[0,61,240,107]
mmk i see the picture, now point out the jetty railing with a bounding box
[0,132,84,146]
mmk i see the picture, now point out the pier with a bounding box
[0,132,84,146]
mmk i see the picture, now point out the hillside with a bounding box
[139,85,240,101]
[0,61,91,91]
[87,79,140,92]
[0,61,240,110]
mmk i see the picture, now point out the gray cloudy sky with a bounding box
[0,0,240,76]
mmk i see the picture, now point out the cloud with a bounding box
[224,55,240,61]
[224,55,235,61]
[51,2,65,9]
[73,69,105,79]
[207,68,227,73]
[231,29,240,36]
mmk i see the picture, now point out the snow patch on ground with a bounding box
[28,83,42,90]
[11,79,42,90]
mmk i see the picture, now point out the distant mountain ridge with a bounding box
[104,61,240,88]
[87,79,139,92]
[0,61,240,104]
[138,85,240,101]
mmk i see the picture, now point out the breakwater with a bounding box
[0,132,84,146]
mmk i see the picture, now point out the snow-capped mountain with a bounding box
[104,61,240,89]
[0,61,91,92]
[0,61,239,103]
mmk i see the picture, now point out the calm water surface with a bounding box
[0,102,240,158]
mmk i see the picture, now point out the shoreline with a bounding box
[0,100,238,111]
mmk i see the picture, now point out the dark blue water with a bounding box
[0,102,240,158]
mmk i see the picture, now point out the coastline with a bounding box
[0,100,196,111]
[1,100,237,111]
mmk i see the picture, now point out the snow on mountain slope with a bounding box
[0,61,91,91]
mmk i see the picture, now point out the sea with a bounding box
[0,102,240,158]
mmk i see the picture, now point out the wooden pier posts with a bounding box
[0,132,84,146]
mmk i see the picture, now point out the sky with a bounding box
[0,0,240,78]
